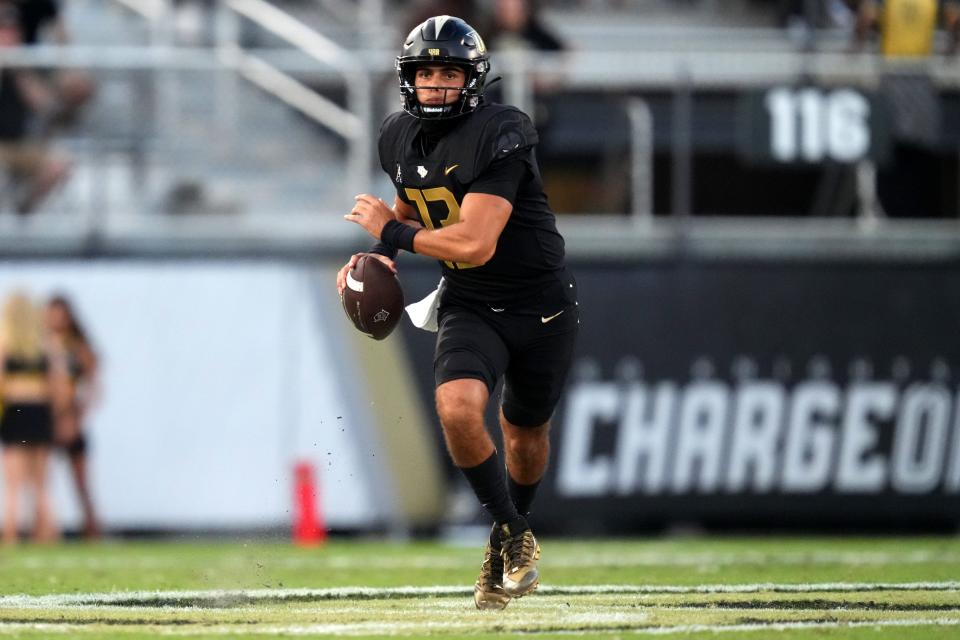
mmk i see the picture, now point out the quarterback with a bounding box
[337,15,578,610]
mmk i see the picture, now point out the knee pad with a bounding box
[501,390,553,428]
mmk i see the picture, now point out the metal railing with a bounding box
[112,0,372,198]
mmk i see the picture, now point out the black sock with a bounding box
[458,452,520,527]
[508,475,541,517]
[489,522,503,549]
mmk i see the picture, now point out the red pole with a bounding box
[292,460,326,546]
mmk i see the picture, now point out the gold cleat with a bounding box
[499,524,540,598]
[474,539,511,610]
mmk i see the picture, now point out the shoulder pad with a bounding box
[378,111,416,173]
[473,106,539,175]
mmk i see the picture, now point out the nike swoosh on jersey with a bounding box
[541,310,565,324]
[444,164,460,176]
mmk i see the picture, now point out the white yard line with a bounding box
[2,616,959,636]
[545,550,960,568]
[0,582,957,609]
[155,617,960,636]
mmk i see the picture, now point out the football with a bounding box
[341,254,404,340]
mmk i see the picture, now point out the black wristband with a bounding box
[380,219,420,253]
[368,242,398,260]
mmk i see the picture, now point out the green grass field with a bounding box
[1,535,959,638]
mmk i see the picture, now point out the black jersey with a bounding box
[378,103,572,312]
[13,0,59,45]
[0,70,29,140]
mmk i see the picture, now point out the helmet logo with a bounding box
[428,48,440,56]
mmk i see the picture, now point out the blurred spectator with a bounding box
[779,1,857,28]
[0,291,69,544]
[403,1,482,36]
[12,0,95,129]
[12,0,58,44]
[854,0,960,55]
[46,295,100,540]
[778,1,857,47]
[403,0,567,57]
[852,1,959,216]
[485,0,566,54]
[0,2,70,215]
[483,0,568,129]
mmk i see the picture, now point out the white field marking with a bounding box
[643,618,960,636]
[254,598,959,618]
[0,582,957,610]
[544,550,960,568]
[9,549,960,571]
[0,616,953,637]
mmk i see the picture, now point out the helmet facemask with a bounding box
[397,58,489,120]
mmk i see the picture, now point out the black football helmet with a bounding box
[396,15,490,119]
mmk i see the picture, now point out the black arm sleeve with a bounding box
[468,156,527,205]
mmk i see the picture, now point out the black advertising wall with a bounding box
[398,259,960,533]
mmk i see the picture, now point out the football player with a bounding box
[337,14,578,610]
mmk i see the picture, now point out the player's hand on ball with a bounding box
[339,254,405,340]
[336,252,396,297]
[344,194,395,239]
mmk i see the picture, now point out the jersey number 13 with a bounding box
[405,186,477,269]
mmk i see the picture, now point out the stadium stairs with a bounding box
[32,0,351,219]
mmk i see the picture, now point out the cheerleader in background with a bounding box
[0,292,69,544]
[46,295,101,540]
